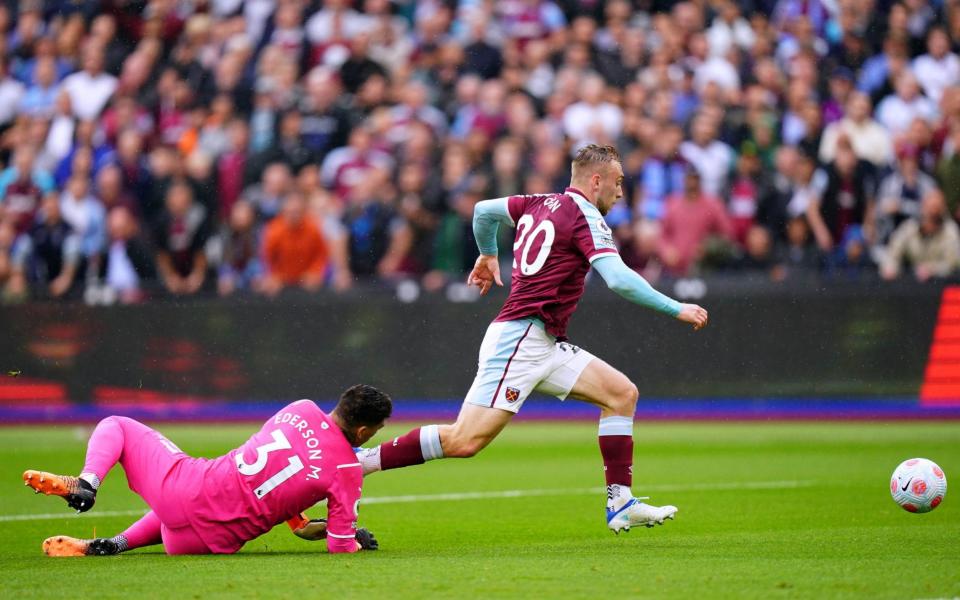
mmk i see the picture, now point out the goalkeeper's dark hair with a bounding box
[336,384,392,427]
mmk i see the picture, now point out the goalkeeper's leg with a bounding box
[43,511,163,557]
[24,416,187,514]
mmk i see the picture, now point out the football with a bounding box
[890,458,948,513]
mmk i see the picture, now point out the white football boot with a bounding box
[606,497,678,534]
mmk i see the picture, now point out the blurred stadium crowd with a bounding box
[1,0,960,303]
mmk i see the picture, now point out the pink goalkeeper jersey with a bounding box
[176,400,362,554]
[495,187,618,339]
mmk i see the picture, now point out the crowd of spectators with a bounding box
[2,0,960,303]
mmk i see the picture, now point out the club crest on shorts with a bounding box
[504,387,521,403]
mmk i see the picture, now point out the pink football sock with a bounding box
[81,416,126,484]
[117,511,163,550]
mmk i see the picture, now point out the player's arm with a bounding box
[472,197,514,255]
[325,466,378,552]
[468,197,513,295]
[592,254,708,330]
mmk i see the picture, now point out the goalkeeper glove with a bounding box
[287,513,328,541]
[355,527,378,550]
[288,514,378,550]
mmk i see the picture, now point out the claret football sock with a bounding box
[379,429,423,471]
[598,416,634,508]
[370,425,443,473]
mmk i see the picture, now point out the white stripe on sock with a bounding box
[79,472,101,490]
[598,416,633,436]
[420,425,443,461]
[431,426,444,459]
[357,447,382,475]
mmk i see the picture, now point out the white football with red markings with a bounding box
[890,458,947,513]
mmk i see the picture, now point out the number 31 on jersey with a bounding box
[236,429,305,499]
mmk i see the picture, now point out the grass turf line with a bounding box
[1,422,958,599]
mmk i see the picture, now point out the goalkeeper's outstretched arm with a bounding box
[287,513,327,541]
[286,513,378,550]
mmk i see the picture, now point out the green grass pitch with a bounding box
[1,421,958,599]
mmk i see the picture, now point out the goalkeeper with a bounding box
[23,386,388,556]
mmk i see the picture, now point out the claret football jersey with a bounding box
[495,187,618,339]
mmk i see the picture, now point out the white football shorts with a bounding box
[463,318,596,413]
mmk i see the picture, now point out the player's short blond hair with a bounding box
[571,144,621,178]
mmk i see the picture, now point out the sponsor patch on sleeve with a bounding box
[590,213,617,250]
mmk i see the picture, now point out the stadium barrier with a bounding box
[0,279,956,421]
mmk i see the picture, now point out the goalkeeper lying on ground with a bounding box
[22,385,389,556]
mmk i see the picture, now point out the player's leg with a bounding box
[114,510,164,551]
[42,511,164,557]
[357,403,514,473]
[22,414,132,512]
[539,347,677,532]
[358,319,550,474]
[24,415,187,515]
[437,402,513,457]
[565,355,639,495]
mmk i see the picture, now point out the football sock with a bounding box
[606,484,634,510]
[79,473,101,490]
[81,416,127,485]
[118,511,162,551]
[109,535,130,553]
[356,447,382,475]
[599,416,634,508]
[374,425,444,472]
